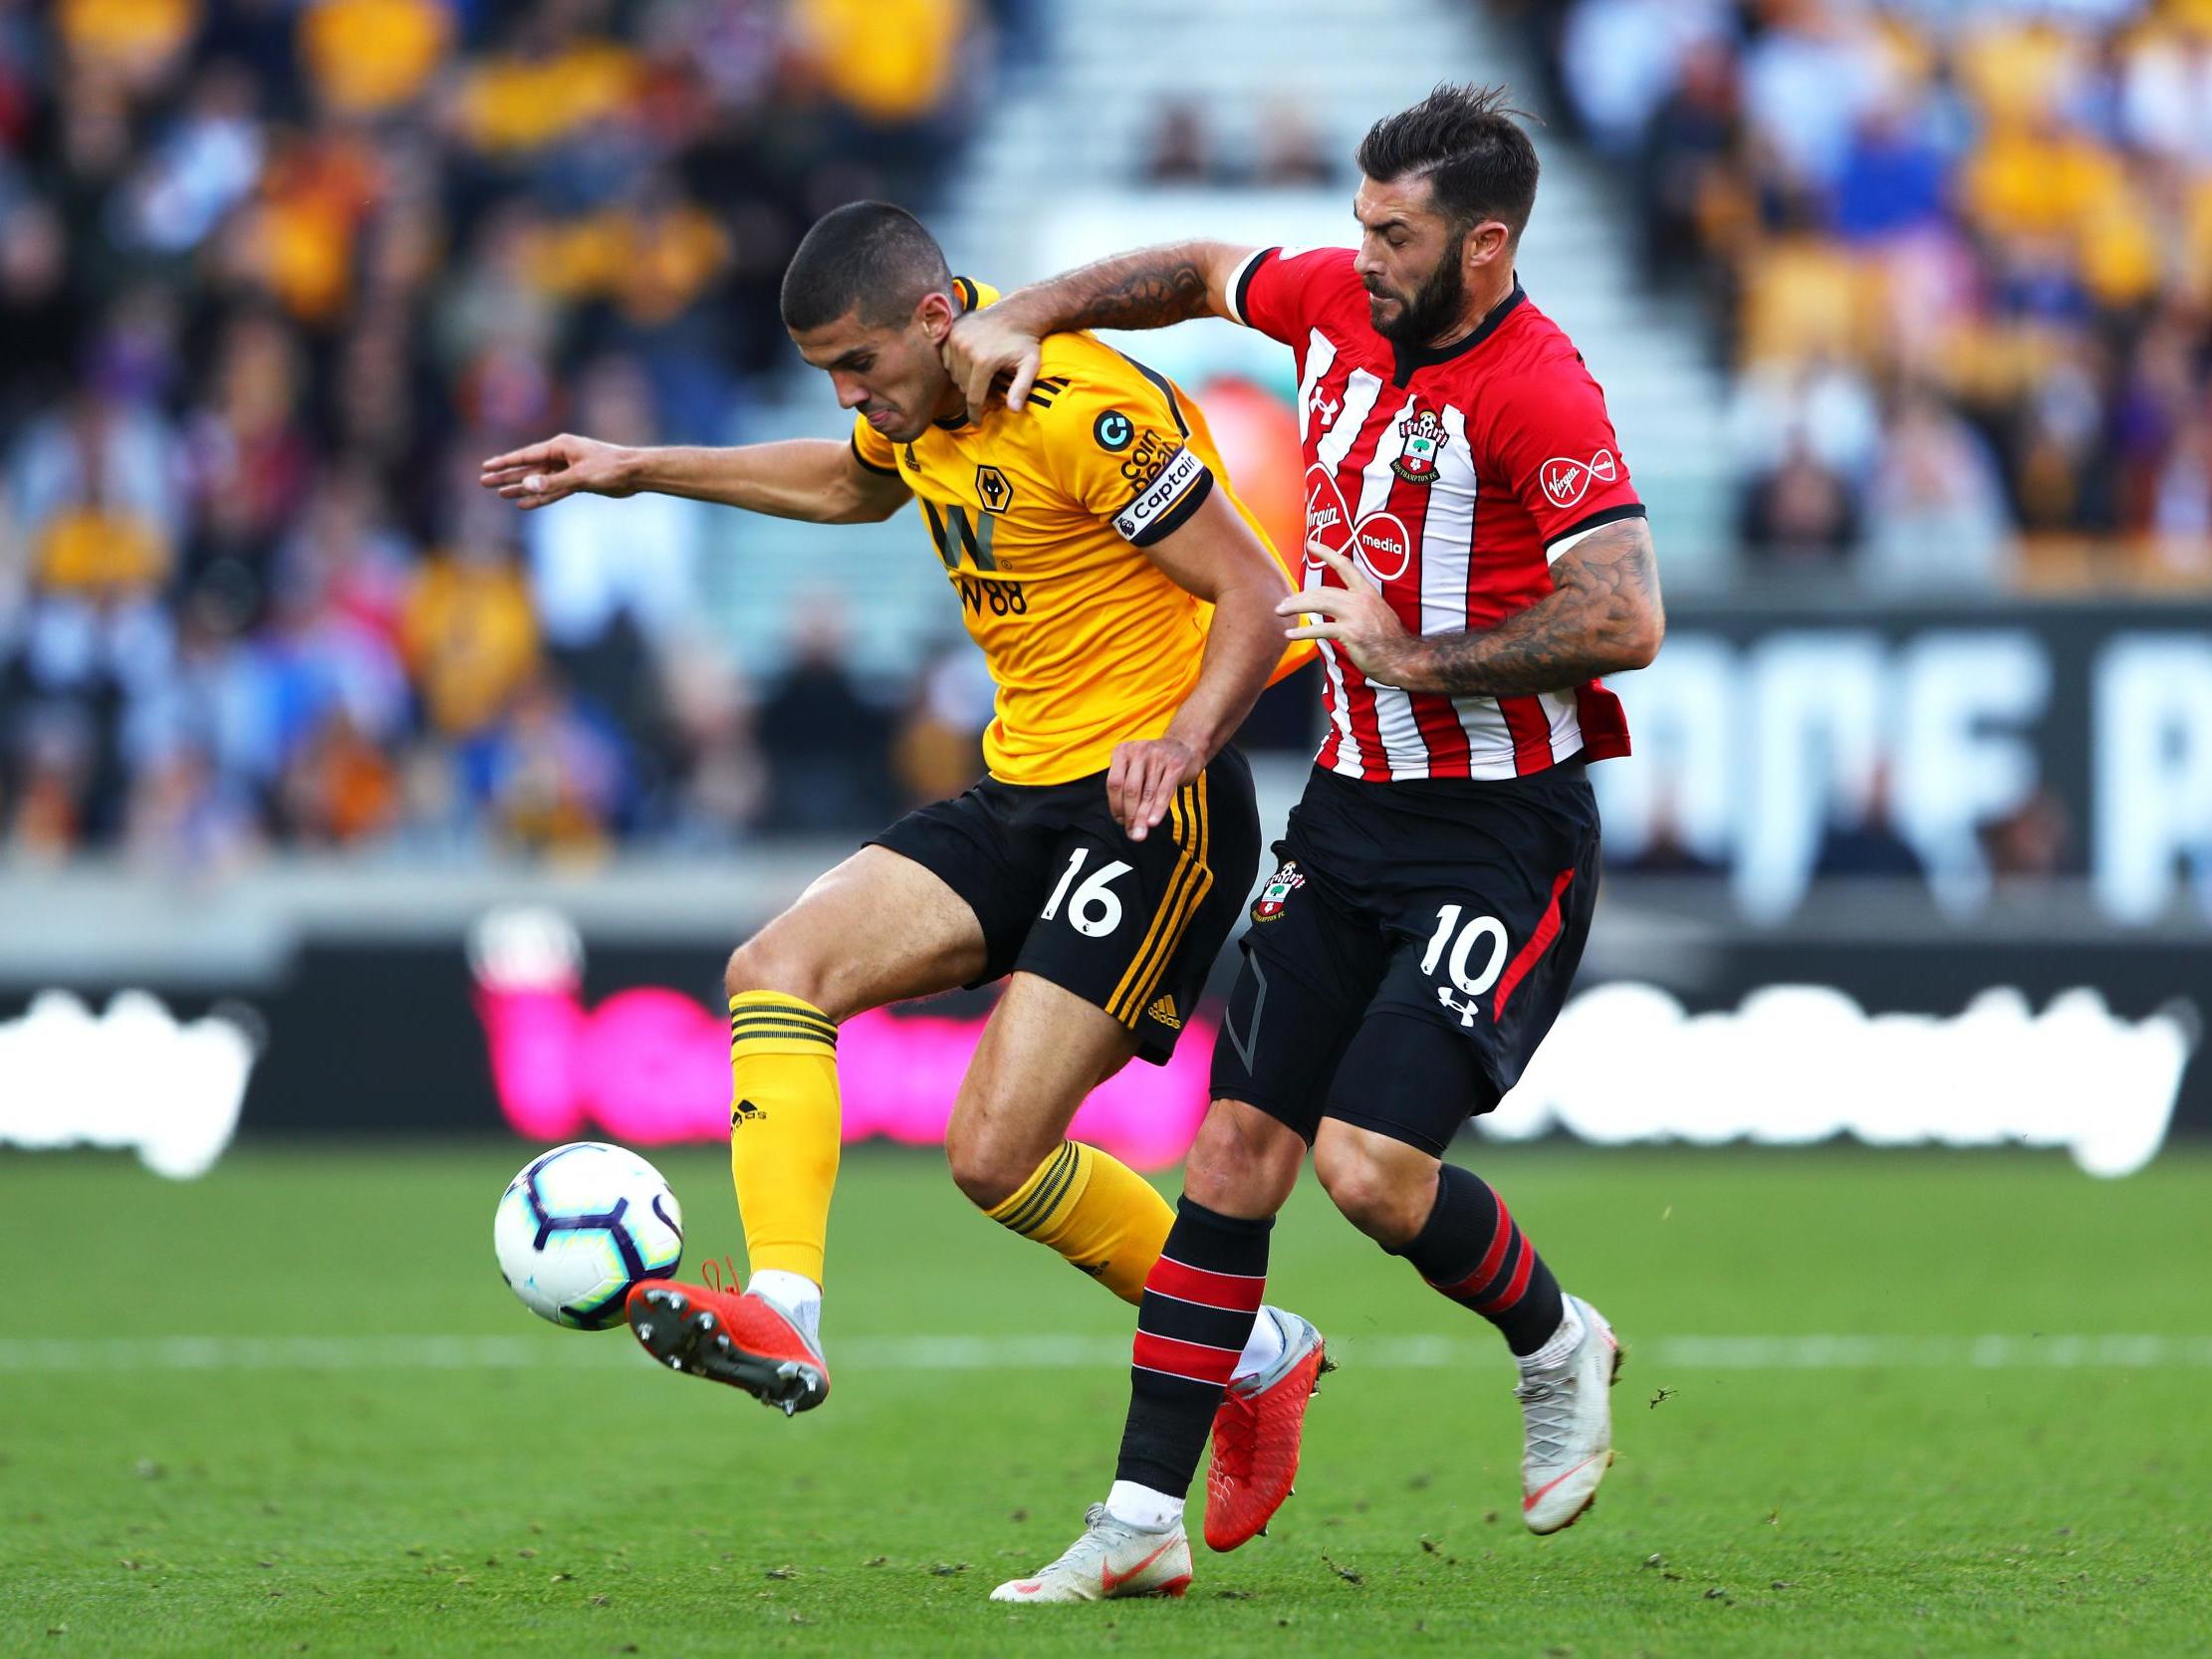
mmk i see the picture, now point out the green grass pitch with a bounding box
[5,1142,2208,1658]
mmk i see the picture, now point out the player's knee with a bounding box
[723,936,831,1012]
[1181,1100,1302,1217]
[943,1125,1037,1212]
[1313,1136,1429,1246]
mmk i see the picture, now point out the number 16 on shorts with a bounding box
[1421,903,1509,1027]
[1043,847,1133,937]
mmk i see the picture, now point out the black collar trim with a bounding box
[1391,279,1526,385]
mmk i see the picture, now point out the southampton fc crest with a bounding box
[1389,404,1450,484]
[1251,859,1305,922]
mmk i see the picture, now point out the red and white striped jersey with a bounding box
[1227,245,1646,782]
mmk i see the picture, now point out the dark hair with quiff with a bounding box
[1356,84,1541,242]
[779,201,952,333]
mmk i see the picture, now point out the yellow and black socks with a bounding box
[984,1140,1175,1304]
[726,991,842,1288]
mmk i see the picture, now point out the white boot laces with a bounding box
[1513,1366,1579,1465]
[1034,1504,1119,1578]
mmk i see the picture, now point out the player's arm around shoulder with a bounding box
[480,430,910,525]
[944,240,1258,414]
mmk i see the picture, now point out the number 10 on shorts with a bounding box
[1421,903,1508,1027]
[1043,847,1134,937]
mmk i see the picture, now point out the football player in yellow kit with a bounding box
[481,203,1326,1510]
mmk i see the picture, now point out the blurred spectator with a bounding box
[1978,785,2073,887]
[1143,102,1223,186]
[401,535,539,740]
[1559,0,1727,155]
[279,709,399,845]
[298,0,450,118]
[792,0,971,126]
[656,644,766,847]
[125,741,262,873]
[1139,101,1340,189]
[463,670,630,860]
[1632,36,1744,289]
[524,355,702,718]
[891,644,992,805]
[0,204,85,439]
[1814,767,1926,881]
[122,60,263,255]
[1739,435,1861,568]
[1832,94,1952,246]
[1253,102,1336,188]
[1612,784,1726,877]
[757,597,895,834]
[1739,0,1888,195]
[1862,384,2015,591]
[11,386,183,611]
[55,0,199,96]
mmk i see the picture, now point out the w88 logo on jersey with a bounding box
[955,574,1028,616]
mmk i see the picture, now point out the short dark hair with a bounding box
[1356,84,1540,242]
[779,201,952,333]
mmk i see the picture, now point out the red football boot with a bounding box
[1204,1307,1328,1551]
[624,1261,829,1416]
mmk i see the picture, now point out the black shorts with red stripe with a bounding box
[869,746,1259,1065]
[1211,761,1599,1153]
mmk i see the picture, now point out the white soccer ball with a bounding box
[494,1141,683,1329]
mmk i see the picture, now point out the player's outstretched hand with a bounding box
[479,433,638,511]
[944,307,1045,415]
[1280,537,1417,688]
[1108,736,1204,843]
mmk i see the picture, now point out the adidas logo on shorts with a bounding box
[1145,995,1183,1031]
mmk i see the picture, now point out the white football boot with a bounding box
[1515,1295,1623,1534]
[990,1504,1193,1602]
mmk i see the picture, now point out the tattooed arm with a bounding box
[944,241,1252,411]
[1281,518,1664,695]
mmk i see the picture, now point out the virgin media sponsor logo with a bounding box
[1304,463,1352,554]
[468,908,1211,1170]
[1540,449,1616,510]
[1355,511,1412,582]
[1304,466,1412,582]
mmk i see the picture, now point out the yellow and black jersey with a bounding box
[852,277,1306,787]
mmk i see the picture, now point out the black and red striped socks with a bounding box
[1113,1198,1271,1502]
[1399,1163,1565,1356]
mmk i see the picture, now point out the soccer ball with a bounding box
[495,1141,684,1329]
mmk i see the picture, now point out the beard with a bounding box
[1367,231,1469,348]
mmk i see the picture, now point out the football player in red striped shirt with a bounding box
[960,86,1663,1600]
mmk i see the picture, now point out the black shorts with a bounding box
[870,747,1260,1064]
[1210,762,1600,1154]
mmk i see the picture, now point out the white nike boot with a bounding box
[1516,1295,1623,1534]
[990,1504,1193,1602]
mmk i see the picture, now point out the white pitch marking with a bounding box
[0,1333,2208,1374]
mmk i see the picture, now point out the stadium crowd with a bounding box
[0,0,1003,866]
[1515,0,2212,585]
[11,0,2207,869]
